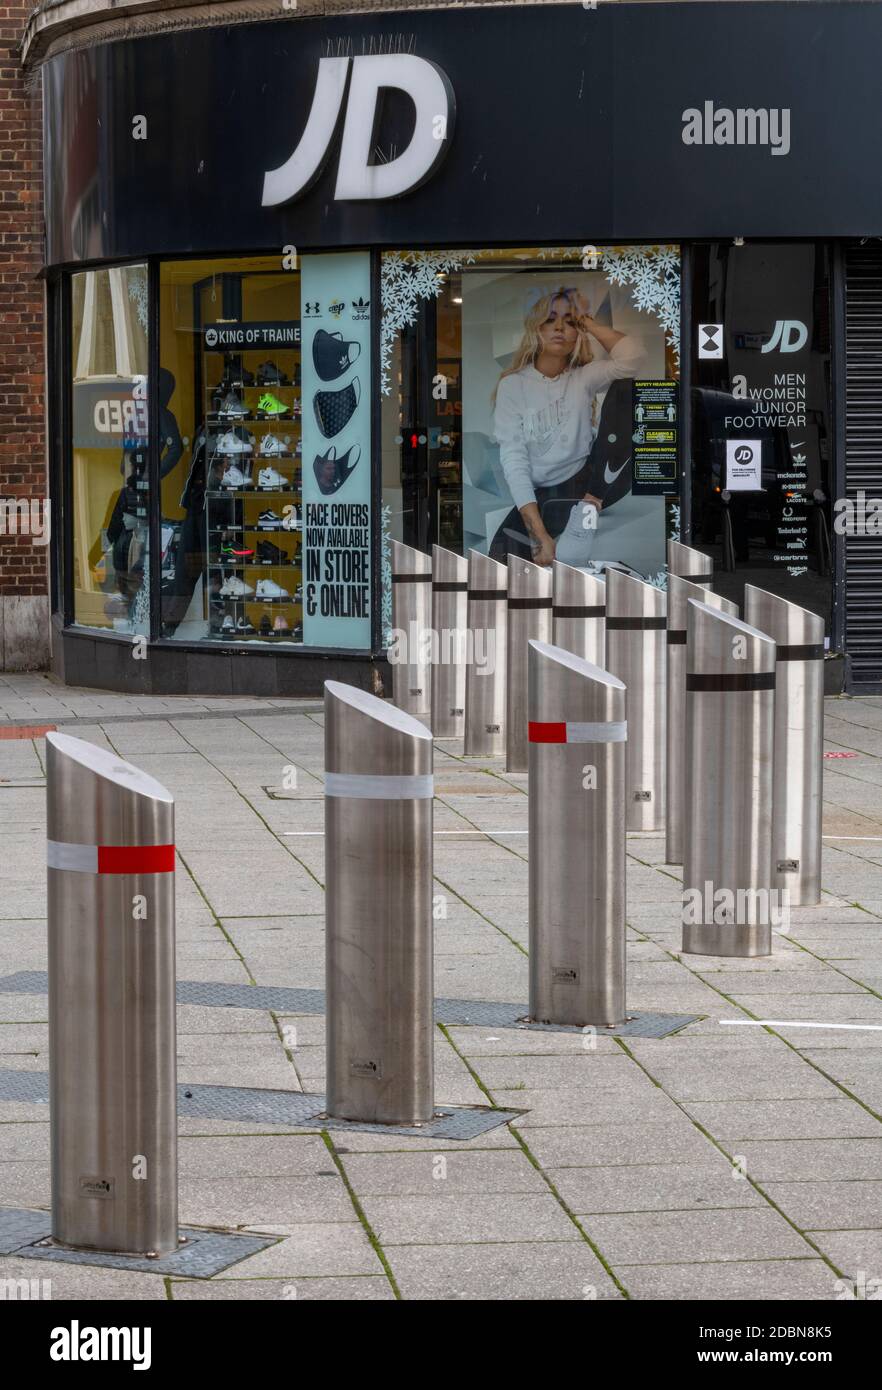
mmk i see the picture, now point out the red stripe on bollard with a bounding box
[96,844,176,874]
[528,721,567,743]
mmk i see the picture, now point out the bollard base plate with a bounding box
[0,1069,523,1141]
[0,1208,275,1276]
[0,971,700,1038]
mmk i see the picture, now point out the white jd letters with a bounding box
[262,55,454,206]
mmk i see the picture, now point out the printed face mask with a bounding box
[312,329,361,383]
[313,444,361,496]
[314,377,361,438]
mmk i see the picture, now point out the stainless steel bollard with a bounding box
[665,576,739,865]
[682,601,776,957]
[390,539,433,719]
[744,585,825,906]
[506,556,553,773]
[551,561,606,665]
[431,544,468,739]
[605,568,666,830]
[324,681,434,1123]
[464,550,508,756]
[528,640,627,1026]
[667,539,714,587]
[46,732,178,1256]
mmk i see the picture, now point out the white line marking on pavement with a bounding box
[721,1019,882,1031]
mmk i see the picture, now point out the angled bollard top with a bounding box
[667,538,714,585]
[605,566,666,621]
[391,538,432,579]
[432,543,468,588]
[508,555,553,602]
[552,561,606,613]
[468,547,507,594]
[324,681,433,781]
[668,574,737,638]
[46,731,174,855]
[528,638,626,729]
[686,599,776,680]
[743,584,826,657]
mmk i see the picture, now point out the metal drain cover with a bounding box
[0,1070,521,1140]
[0,972,699,1037]
[0,1208,274,1276]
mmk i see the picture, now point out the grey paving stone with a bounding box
[548,1161,765,1215]
[340,1149,548,1197]
[806,1229,882,1283]
[471,1053,656,1093]
[0,1254,167,1300]
[614,1258,840,1301]
[629,1052,844,1102]
[507,1087,681,1128]
[170,1275,394,1300]
[359,1191,579,1245]
[731,1139,882,1181]
[681,1098,882,1140]
[206,1222,382,1278]
[178,1134,330,1178]
[447,1026,622,1056]
[387,1239,623,1301]
[761,1181,882,1230]
[178,1175,356,1227]
[579,1208,811,1264]
[522,1122,722,1169]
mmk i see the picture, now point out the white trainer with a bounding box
[260,434,286,457]
[219,576,254,597]
[258,466,285,489]
[220,465,248,489]
[255,578,290,600]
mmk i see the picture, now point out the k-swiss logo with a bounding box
[262,54,455,206]
[761,320,808,353]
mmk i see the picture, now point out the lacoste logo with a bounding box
[682,101,790,157]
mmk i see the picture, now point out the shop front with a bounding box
[31,1,882,693]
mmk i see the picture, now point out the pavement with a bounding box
[1,670,882,1301]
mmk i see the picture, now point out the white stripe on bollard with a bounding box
[324,771,434,800]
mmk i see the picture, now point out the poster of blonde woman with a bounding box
[461,270,671,578]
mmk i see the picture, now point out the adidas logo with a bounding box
[352,296,371,319]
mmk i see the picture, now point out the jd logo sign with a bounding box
[761,320,807,353]
[262,55,455,206]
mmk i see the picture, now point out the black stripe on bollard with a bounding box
[677,572,713,583]
[552,604,606,619]
[607,616,667,630]
[686,672,776,692]
[469,589,508,601]
[433,581,468,592]
[777,643,825,662]
[509,597,553,610]
[666,630,687,644]
[392,572,432,583]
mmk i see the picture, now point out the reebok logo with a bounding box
[50,1320,151,1371]
[682,101,790,156]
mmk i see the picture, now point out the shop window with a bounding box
[158,253,371,649]
[70,264,151,634]
[380,246,682,643]
[690,243,833,626]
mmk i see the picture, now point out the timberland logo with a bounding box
[263,54,454,205]
[681,101,790,156]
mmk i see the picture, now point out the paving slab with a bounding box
[386,1239,623,1301]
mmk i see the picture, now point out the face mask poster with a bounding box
[300,252,372,648]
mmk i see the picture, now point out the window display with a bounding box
[690,242,833,625]
[380,246,681,640]
[159,259,304,643]
[71,264,153,634]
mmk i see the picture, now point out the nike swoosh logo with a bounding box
[604,458,630,485]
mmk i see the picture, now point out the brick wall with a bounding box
[0,2,45,604]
